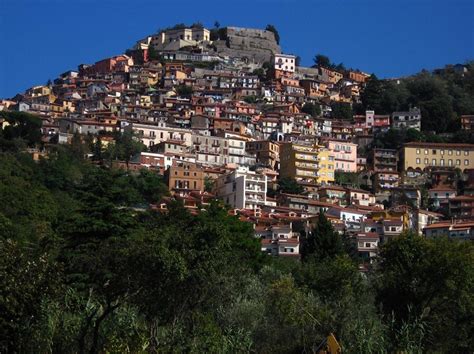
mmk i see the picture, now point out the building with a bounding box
[245,140,280,170]
[391,108,421,131]
[325,140,357,173]
[355,232,379,262]
[280,142,332,184]
[165,161,205,192]
[317,149,336,185]
[150,27,211,51]
[402,142,474,172]
[423,220,474,240]
[461,115,474,131]
[273,54,296,75]
[449,195,474,218]
[215,166,268,210]
[372,148,398,172]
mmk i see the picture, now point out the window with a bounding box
[456,150,461,156]
[424,158,429,164]
[464,151,469,156]
[432,149,437,155]
[416,158,421,164]
[365,242,371,248]
[456,159,461,166]
[440,149,445,155]
[440,159,445,166]
[416,149,420,154]
[465,159,469,166]
[424,149,428,155]
[448,150,453,155]
[448,159,453,166]
[432,159,436,165]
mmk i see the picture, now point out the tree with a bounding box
[147,45,159,61]
[0,111,42,151]
[301,102,321,117]
[265,24,280,45]
[375,232,474,352]
[330,102,353,120]
[313,54,331,68]
[361,74,384,112]
[278,177,304,194]
[301,212,344,262]
[176,85,193,97]
[214,21,220,29]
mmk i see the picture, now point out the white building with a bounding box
[132,121,193,148]
[216,166,268,210]
[273,54,296,73]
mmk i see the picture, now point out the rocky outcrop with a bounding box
[213,27,280,64]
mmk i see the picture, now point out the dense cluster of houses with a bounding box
[1,25,473,265]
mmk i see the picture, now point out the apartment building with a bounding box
[245,140,280,170]
[132,121,192,148]
[280,142,321,183]
[391,108,421,131]
[324,140,357,172]
[165,161,205,192]
[402,142,474,172]
[215,166,268,210]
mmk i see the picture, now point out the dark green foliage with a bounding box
[301,102,321,117]
[301,212,344,262]
[331,101,353,120]
[375,232,474,352]
[314,54,331,68]
[175,84,193,96]
[277,177,304,194]
[265,24,280,44]
[0,111,42,150]
[313,54,345,71]
[243,95,257,104]
[1,136,473,352]
[360,69,474,133]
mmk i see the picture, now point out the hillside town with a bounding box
[1,23,473,267]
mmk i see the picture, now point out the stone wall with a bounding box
[213,27,281,64]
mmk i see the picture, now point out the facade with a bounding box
[317,149,336,184]
[402,142,474,172]
[215,166,268,210]
[461,115,474,131]
[166,161,205,192]
[372,148,398,172]
[391,108,421,131]
[280,142,320,183]
[449,195,474,218]
[245,140,280,169]
[273,54,296,74]
[325,140,357,172]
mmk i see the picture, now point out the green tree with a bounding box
[265,24,280,44]
[331,102,353,120]
[301,212,344,262]
[0,111,42,151]
[361,74,384,112]
[278,177,304,194]
[301,102,321,117]
[313,54,331,68]
[375,232,474,352]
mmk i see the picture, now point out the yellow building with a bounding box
[280,142,335,184]
[402,142,474,172]
[317,149,335,184]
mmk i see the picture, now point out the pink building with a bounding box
[325,140,358,172]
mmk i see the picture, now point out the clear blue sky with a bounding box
[0,0,473,98]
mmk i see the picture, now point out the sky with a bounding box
[0,0,473,98]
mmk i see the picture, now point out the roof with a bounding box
[404,142,474,149]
